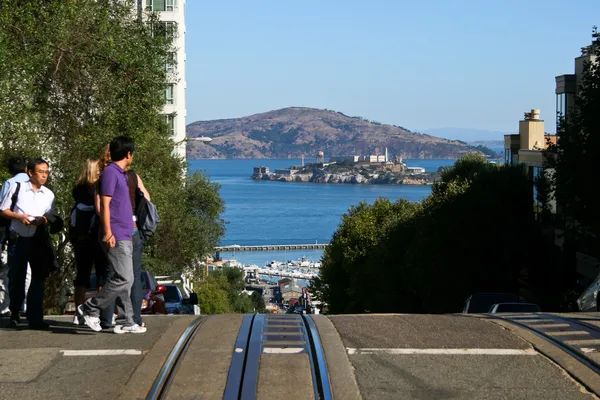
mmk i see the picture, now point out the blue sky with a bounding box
[185,0,599,138]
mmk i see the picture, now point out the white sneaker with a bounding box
[113,324,147,334]
[112,313,117,325]
[72,314,79,325]
[77,305,102,332]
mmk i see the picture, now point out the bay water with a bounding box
[188,158,456,267]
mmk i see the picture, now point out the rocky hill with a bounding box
[186,107,491,159]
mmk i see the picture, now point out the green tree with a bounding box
[546,28,600,259]
[250,291,266,313]
[318,153,553,314]
[197,274,232,314]
[0,0,225,310]
[317,198,421,313]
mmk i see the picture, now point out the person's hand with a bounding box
[18,214,32,225]
[103,233,116,248]
[31,216,47,226]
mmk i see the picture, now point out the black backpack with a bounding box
[0,183,21,245]
[129,171,160,239]
[69,205,97,240]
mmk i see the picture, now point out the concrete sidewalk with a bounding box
[0,315,194,400]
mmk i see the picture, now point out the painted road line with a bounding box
[346,348,538,355]
[263,347,305,354]
[60,349,143,356]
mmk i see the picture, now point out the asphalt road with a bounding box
[330,314,599,400]
[0,312,598,399]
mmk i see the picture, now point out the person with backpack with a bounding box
[0,158,56,329]
[0,156,31,316]
[100,166,152,328]
[69,159,107,325]
[77,136,146,334]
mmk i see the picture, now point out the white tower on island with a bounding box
[385,147,389,163]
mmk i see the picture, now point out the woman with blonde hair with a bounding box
[70,159,107,325]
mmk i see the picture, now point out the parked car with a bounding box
[162,284,188,314]
[489,303,541,313]
[141,270,167,315]
[577,273,600,312]
[462,293,525,313]
[64,270,168,315]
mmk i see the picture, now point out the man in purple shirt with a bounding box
[78,136,146,334]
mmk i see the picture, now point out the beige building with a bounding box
[504,109,557,213]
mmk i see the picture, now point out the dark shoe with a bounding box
[9,319,19,329]
[29,321,50,330]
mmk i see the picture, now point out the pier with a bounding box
[216,243,328,252]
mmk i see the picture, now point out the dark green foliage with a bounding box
[546,28,600,258]
[317,154,548,314]
[0,0,225,310]
[196,268,264,314]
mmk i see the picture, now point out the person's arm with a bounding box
[99,171,117,248]
[100,195,115,247]
[0,181,9,201]
[0,184,30,225]
[94,190,101,215]
[136,174,151,201]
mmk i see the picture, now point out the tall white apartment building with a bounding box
[138,0,187,159]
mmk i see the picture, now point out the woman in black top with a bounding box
[70,159,107,325]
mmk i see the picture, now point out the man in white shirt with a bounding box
[0,158,55,329]
[0,157,30,315]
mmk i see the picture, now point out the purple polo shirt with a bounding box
[99,163,133,241]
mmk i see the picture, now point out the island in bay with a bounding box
[251,149,442,185]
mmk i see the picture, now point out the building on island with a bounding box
[253,166,270,175]
[137,0,187,160]
[406,167,426,174]
[330,147,391,165]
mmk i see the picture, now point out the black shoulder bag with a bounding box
[0,183,21,246]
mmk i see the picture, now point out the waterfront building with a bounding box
[555,39,597,125]
[138,0,187,160]
[504,109,556,213]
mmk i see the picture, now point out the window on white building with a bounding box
[146,0,171,12]
[166,52,176,73]
[164,114,176,137]
[165,84,174,104]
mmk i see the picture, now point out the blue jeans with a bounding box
[84,240,134,327]
[101,229,144,326]
[7,237,46,324]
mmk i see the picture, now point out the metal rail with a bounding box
[303,314,334,400]
[498,315,600,376]
[146,317,206,400]
[224,314,333,399]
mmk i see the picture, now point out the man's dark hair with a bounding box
[109,136,135,162]
[27,158,49,174]
[7,156,27,175]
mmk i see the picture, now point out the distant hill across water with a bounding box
[419,127,511,142]
[186,107,494,160]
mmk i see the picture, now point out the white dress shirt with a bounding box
[0,180,55,238]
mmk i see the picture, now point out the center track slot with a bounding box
[224,314,333,400]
